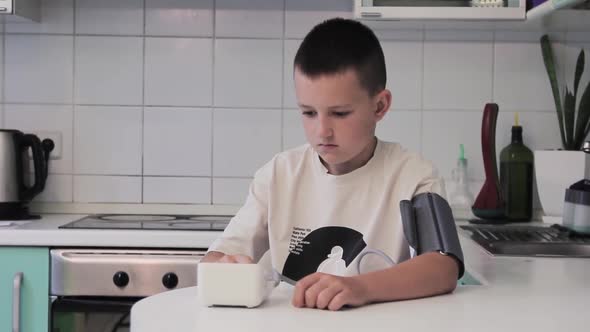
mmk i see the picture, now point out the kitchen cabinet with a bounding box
[0,247,49,332]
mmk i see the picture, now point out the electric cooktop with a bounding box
[59,214,232,231]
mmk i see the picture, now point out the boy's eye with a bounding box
[333,111,351,118]
[302,111,316,117]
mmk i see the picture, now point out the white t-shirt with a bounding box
[208,139,446,282]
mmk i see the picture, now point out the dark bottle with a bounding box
[499,119,534,221]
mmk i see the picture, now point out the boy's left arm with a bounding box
[292,251,458,311]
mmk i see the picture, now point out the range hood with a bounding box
[0,0,40,22]
[355,0,527,20]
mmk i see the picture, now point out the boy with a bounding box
[202,18,460,311]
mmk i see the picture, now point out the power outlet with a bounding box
[31,130,63,160]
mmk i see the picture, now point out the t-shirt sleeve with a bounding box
[207,161,273,263]
[413,162,447,199]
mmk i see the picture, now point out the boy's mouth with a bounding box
[318,143,338,151]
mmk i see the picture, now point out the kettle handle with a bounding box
[20,134,46,201]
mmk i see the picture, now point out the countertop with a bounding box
[130,231,590,332]
[0,214,219,249]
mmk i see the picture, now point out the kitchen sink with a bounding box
[460,224,590,258]
[485,242,590,257]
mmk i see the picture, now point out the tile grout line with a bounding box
[419,27,425,155]
[141,0,147,204]
[280,0,286,152]
[491,30,496,104]
[210,0,217,205]
[71,0,77,203]
[1,17,5,127]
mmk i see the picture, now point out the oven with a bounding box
[49,214,229,332]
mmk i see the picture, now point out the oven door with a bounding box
[51,296,138,332]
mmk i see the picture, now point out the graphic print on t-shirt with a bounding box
[282,226,370,281]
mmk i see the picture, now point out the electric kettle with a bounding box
[0,129,53,220]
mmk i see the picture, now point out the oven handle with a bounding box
[13,272,23,332]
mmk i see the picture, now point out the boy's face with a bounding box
[294,67,391,174]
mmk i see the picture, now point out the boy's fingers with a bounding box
[234,255,254,264]
[292,273,322,307]
[303,278,330,308]
[217,254,253,264]
[218,255,237,263]
[316,286,343,310]
[327,292,348,311]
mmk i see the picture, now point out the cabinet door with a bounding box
[0,247,49,332]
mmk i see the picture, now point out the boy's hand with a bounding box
[218,254,253,264]
[201,251,253,264]
[292,272,370,311]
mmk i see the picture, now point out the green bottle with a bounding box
[499,113,534,221]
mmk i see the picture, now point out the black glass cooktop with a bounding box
[59,214,232,231]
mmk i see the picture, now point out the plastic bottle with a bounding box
[499,113,534,221]
[449,144,474,210]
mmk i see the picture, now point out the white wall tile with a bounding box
[376,110,421,153]
[75,36,143,105]
[282,108,305,150]
[5,35,73,103]
[423,41,493,110]
[144,107,212,176]
[213,109,281,177]
[425,30,493,42]
[145,0,213,37]
[144,38,212,106]
[213,178,251,205]
[6,0,74,34]
[283,39,302,108]
[216,0,283,38]
[76,0,143,35]
[32,174,73,203]
[285,0,352,39]
[74,106,142,175]
[495,111,562,153]
[494,42,556,112]
[214,39,282,108]
[382,41,422,110]
[0,35,3,105]
[74,175,141,203]
[5,105,73,174]
[422,111,484,181]
[143,177,211,204]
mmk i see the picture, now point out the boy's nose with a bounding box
[317,117,333,138]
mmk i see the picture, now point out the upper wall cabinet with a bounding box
[354,0,526,20]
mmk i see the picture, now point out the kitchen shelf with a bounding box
[360,8,590,32]
[355,0,526,21]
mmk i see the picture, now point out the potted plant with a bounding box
[536,34,590,217]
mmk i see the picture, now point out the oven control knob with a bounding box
[113,271,129,287]
[162,272,178,289]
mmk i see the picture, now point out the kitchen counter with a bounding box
[0,214,219,249]
[130,231,590,332]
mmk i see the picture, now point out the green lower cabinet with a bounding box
[0,247,49,332]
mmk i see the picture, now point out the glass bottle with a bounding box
[499,113,534,221]
[450,144,474,210]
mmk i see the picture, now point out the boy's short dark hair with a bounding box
[294,18,386,97]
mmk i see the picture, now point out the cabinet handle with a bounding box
[13,272,23,332]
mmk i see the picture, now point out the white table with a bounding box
[131,232,590,331]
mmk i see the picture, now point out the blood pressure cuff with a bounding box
[400,192,465,279]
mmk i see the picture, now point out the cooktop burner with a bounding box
[59,214,232,231]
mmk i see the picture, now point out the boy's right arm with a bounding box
[201,251,254,264]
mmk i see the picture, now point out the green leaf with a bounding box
[574,50,585,96]
[540,35,566,149]
[564,87,576,149]
[574,80,590,149]
[578,81,590,149]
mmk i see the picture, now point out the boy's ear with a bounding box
[374,89,392,119]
